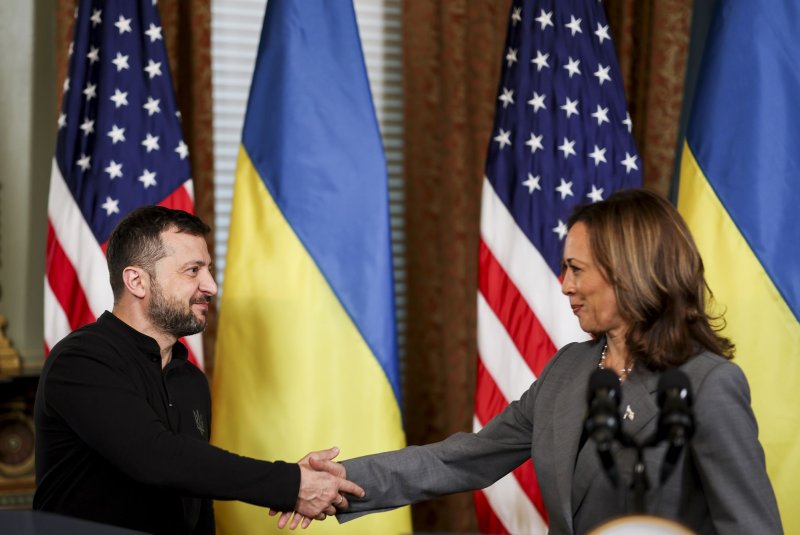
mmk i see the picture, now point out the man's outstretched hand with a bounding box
[270,447,358,530]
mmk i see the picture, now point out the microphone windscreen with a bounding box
[658,368,693,406]
[587,368,621,403]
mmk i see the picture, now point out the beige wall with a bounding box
[0,1,56,365]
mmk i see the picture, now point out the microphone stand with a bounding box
[630,444,649,514]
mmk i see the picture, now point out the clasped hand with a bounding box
[269,447,360,530]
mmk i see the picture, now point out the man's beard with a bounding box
[148,277,209,339]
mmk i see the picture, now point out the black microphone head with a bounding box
[657,368,693,408]
[585,368,622,447]
[588,368,622,405]
[657,368,695,444]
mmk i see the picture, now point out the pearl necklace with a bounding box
[598,344,634,378]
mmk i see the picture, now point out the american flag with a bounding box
[45,0,203,367]
[474,0,641,532]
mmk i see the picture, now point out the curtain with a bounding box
[401,1,511,531]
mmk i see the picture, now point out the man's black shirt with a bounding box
[34,312,300,534]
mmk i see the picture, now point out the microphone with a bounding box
[657,369,694,483]
[585,368,623,487]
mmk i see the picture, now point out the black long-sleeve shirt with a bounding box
[34,312,300,534]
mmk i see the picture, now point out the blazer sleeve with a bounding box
[690,360,783,533]
[338,381,538,522]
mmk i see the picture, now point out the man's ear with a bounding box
[122,266,148,299]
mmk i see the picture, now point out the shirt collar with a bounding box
[98,311,189,363]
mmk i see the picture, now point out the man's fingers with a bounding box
[337,478,365,498]
[301,516,313,529]
[276,511,293,529]
[308,456,345,477]
[289,512,303,530]
[312,446,340,462]
[335,494,350,510]
[299,446,339,465]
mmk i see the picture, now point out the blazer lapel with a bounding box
[619,364,659,441]
[569,356,660,518]
[551,341,603,531]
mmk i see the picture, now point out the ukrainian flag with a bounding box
[211,1,410,533]
[677,2,800,532]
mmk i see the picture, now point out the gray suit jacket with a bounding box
[340,339,782,534]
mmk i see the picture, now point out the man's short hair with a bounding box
[106,206,210,302]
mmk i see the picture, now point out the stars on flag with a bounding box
[595,23,611,44]
[112,52,130,71]
[90,9,102,27]
[107,124,126,144]
[482,1,642,273]
[557,137,576,159]
[525,132,544,153]
[563,56,581,78]
[594,64,611,85]
[83,83,97,101]
[79,118,95,136]
[143,97,161,115]
[560,97,579,118]
[109,89,128,108]
[511,7,522,26]
[531,50,550,71]
[101,196,120,216]
[144,23,163,42]
[506,47,518,67]
[588,145,607,166]
[498,87,515,108]
[144,59,162,78]
[175,141,189,160]
[528,91,546,112]
[522,173,541,193]
[87,46,100,64]
[553,219,568,240]
[621,152,639,173]
[76,154,91,171]
[556,178,574,200]
[114,15,132,34]
[494,129,512,150]
[587,185,604,202]
[565,15,582,36]
[591,105,610,126]
[55,3,192,233]
[535,9,554,30]
[104,160,123,179]
[138,169,157,188]
[141,133,160,152]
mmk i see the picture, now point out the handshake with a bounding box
[270,447,361,530]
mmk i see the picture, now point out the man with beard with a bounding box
[33,206,360,534]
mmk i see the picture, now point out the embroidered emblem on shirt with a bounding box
[193,409,207,438]
[623,404,635,421]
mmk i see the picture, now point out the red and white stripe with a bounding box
[474,177,589,534]
[44,160,204,368]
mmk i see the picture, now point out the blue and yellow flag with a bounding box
[211,1,410,533]
[677,1,800,532]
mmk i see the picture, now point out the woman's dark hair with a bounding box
[568,189,734,369]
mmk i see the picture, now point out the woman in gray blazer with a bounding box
[278,189,782,534]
